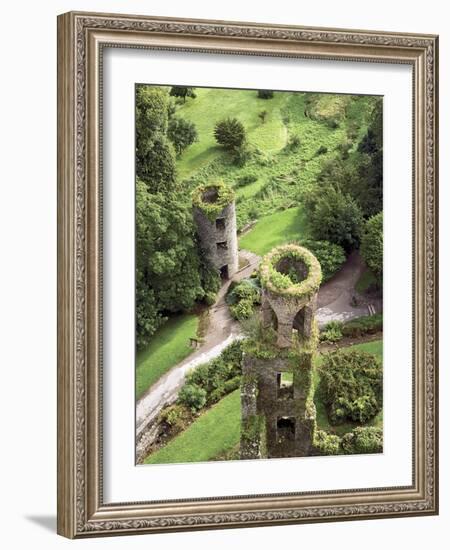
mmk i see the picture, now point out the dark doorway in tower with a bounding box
[220,265,229,280]
[277,417,296,444]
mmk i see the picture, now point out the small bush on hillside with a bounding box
[257,90,274,99]
[178,384,207,412]
[227,279,261,321]
[320,321,343,343]
[341,426,383,454]
[214,117,246,150]
[319,349,383,424]
[160,404,192,433]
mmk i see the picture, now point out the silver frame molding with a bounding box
[57,11,439,538]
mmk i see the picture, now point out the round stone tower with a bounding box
[259,244,322,348]
[192,181,238,279]
[240,244,322,460]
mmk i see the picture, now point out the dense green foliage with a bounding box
[178,384,207,412]
[136,85,221,350]
[226,278,261,321]
[135,86,176,193]
[305,185,364,251]
[319,349,383,424]
[136,179,205,348]
[169,86,196,102]
[300,240,346,281]
[168,116,198,155]
[360,212,383,278]
[341,426,383,454]
[319,321,344,343]
[214,117,247,150]
[180,341,243,409]
[136,314,198,398]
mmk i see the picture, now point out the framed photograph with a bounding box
[57,11,439,538]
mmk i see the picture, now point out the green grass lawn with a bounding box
[174,88,289,178]
[355,268,378,293]
[238,206,308,256]
[145,389,241,464]
[136,314,199,400]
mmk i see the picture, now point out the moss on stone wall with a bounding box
[259,244,322,299]
[192,180,235,221]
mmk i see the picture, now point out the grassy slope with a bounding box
[238,206,308,256]
[144,389,241,464]
[174,88,289,178]
[146,339,383,464]
[136,314,199,400]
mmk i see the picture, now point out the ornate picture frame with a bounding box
[57,11,439,538]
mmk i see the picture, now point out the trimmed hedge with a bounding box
[341,314,383,338]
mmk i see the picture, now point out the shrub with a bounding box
[320,321,343,343]
[341,426,383,454]
[341,314,383,338]
[178,384,207,412]
[182,341,243,407]
[167,117,198,155]
[230,299,255,321]
[360,212,383,278]
[214,117,246,150]
[300,240,346,281]
[160,404,191,433]
[314,429,341,455]
[285,134,301,151]
[169,86,196,102]
[257,90,274,99]
[319,349,383,424]
[227,279,261,321]
[316,145,328,155]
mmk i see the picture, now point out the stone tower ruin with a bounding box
[240,244,322,459]
[192,181,238,280]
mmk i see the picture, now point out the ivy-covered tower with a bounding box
[192,181,238,280]
[240,244,322,459]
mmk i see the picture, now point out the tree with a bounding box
[360,212,383,278]
[135,85,177,192]
[167,117,198,155]
[169,86,196,103]
[300,240,346,281]
[306,186,364,251]
[257,90,274,99]
[214,117,246,150]
[136,180,205,348]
